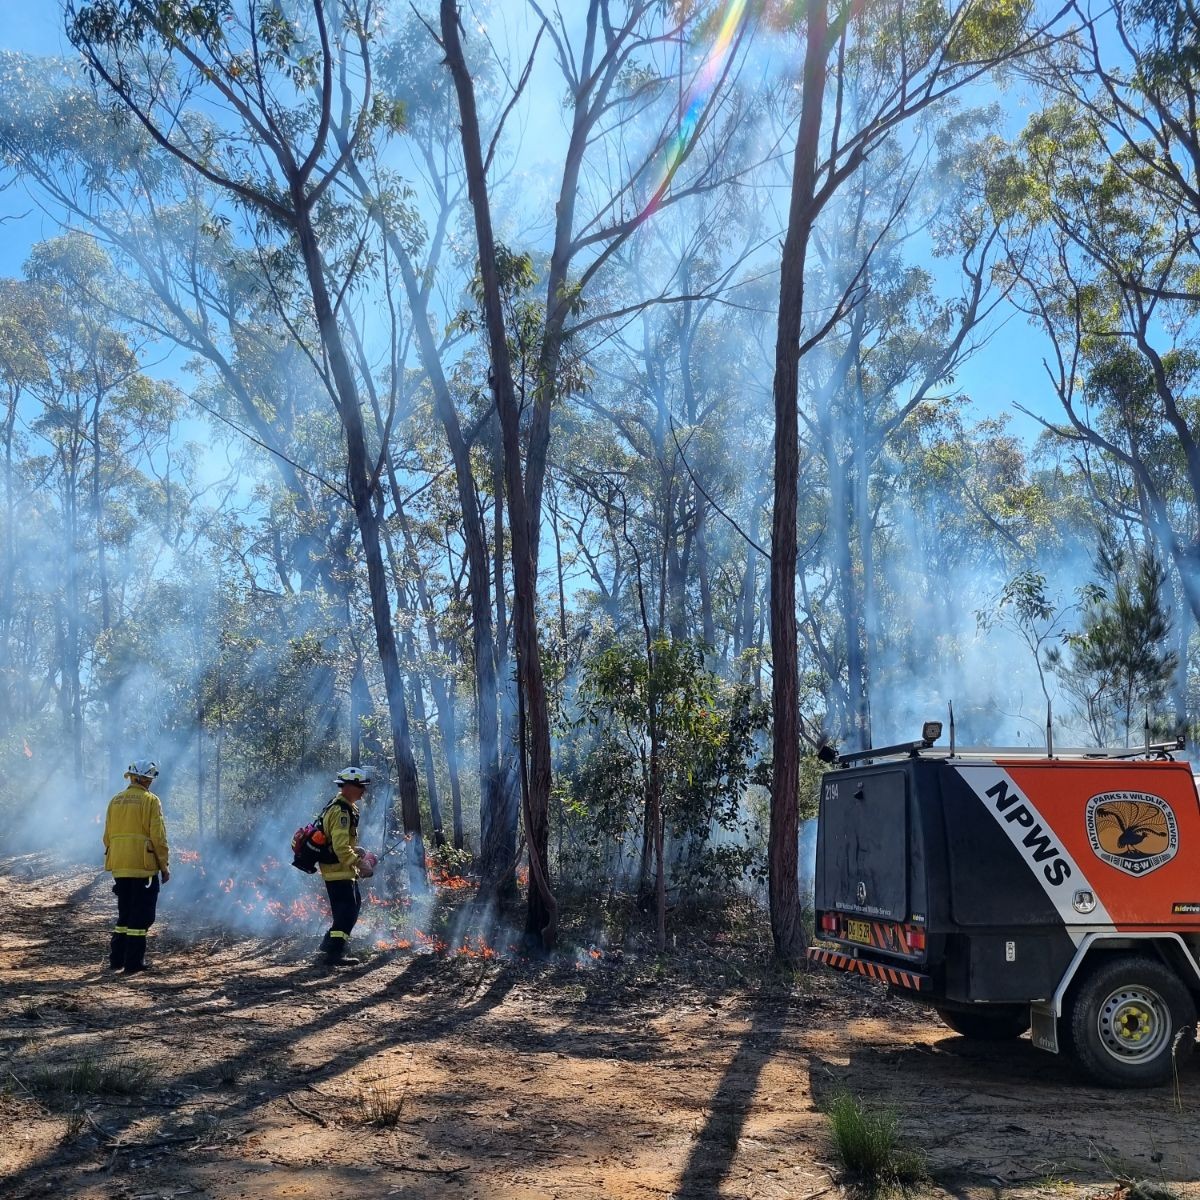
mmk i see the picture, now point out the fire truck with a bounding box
[807,722,1200,1087]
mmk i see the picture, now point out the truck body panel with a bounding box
[811,753,1200,1008]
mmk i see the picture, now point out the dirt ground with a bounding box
[4,856,1200,1200]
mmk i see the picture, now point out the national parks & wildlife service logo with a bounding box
[1086,792,1178,876]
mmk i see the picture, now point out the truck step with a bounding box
[807,945,930,992]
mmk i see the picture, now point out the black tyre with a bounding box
[935,1004,1030,1041]
[1068,955,1196,1088]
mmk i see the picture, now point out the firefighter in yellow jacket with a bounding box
[103,759,170,975]
[317,767,371,966]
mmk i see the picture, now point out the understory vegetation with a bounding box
[0,0,1196,955]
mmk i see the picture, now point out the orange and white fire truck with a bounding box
[808,724,1200,1087]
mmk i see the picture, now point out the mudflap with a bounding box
[1030,1001,1058,1053]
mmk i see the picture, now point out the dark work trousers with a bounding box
[322,880,362,959]
[111,876,160,972]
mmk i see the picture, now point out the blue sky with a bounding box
[0,3,1056,448]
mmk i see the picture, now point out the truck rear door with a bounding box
[818,768,908,921]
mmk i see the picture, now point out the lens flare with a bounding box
[641,0,749,222]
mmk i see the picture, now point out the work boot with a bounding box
[318,932,334,955]
[108,931,127,969]
[323,938,360,967]
[123,934,148,975]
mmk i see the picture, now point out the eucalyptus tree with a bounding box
[65,0,430,878]
[990,0,1200,689]
[767,0,1065,960]
[792,116,1016,754]
[438,0,762,943]
[0,244,189,796]
[0,53,381,784]
[1045,532,1177,744]
[0,279,51,729]
[336,13,503,873]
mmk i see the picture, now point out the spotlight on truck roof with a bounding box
[922,721,943,744]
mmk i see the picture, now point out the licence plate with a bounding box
[846,919,872,945]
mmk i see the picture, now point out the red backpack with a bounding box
[290,800,351,873]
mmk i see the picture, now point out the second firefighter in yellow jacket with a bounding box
[103,759,170,975]
[317,767,371,965]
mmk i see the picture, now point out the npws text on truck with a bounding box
[809,723,1200,1087]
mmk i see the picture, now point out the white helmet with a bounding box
[334,766,370,786]
[125,759,159,781]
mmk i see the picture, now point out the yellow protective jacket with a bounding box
[318,796,360,881]
[103,783,169,879]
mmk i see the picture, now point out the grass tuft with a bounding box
[24,1054,156,1102]
[360,1077,406,1127]
[826,1092,925,1192]
[214,1059,240,1087]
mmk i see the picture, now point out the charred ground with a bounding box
[3,855,1199,1200]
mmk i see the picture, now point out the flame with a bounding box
[415,930,449,954]
[425,855,473,890]
[458,935,497,959]
[22,740,32,758]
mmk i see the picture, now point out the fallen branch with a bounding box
[6,1068,37,1099]
[286,1093,329,1127]
[108,1134,200,1150]
[85,1111,200,1151]
[377,1159,469,1176]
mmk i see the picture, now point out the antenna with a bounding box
[1145,710,1151,753]
[1046,699,1054,758]
[948,700,956,757]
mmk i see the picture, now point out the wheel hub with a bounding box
[1097,985,1170,1064]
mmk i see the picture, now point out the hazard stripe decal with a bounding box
[952,764,1112,940]
[807,946,930,991]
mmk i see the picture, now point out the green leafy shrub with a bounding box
[560,637,767,900]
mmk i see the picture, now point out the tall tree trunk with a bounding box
[442,0,557,947]
[196,700,205,840]
[481,424,518,894]
[737,498,763,661]
[1173,572,1191,737]
[291,203,426,887]
[404,625,445,846]
[769,0,829,966]
[384,231,501,876]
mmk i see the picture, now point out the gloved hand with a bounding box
[357,851,378,879]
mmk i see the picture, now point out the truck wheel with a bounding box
[935,1005,1030,1040]
[1068,956,1196,1088]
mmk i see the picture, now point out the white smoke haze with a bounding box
[0,0,1190,966]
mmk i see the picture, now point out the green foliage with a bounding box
[945,0,1032,64]
[428,840,472,879]
[563,637,767,898]
[826,1092,927,1190]
[1046,533,1177,745]
[68,1,234,49]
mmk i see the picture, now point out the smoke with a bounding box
[0,1,1188,975]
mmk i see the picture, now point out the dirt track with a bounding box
[3,856,1200,1200]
